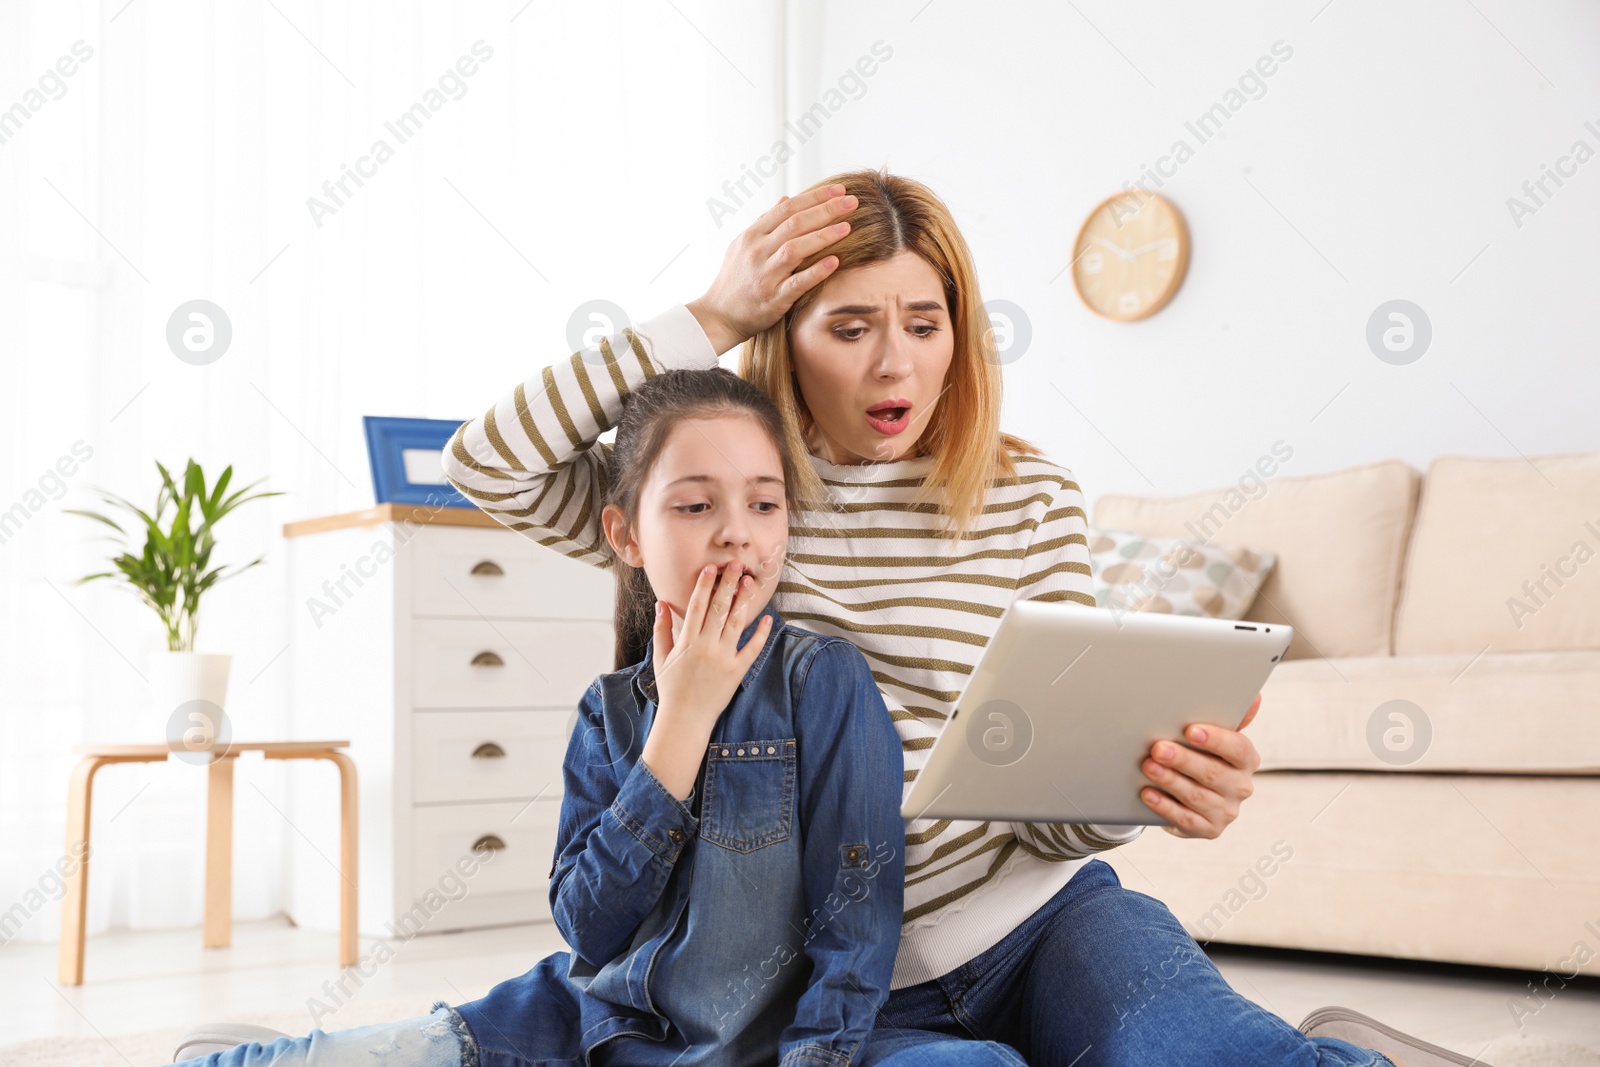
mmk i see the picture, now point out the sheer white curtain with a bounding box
[1,0,787,942]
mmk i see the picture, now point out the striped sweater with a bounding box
[439,303,1142,989]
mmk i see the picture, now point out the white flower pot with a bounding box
[147,651,233,752]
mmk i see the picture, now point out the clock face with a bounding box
[1071,192,1190,322]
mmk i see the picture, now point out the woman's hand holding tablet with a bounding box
[1140,690,1264,838]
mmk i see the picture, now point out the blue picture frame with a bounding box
[362,416,476,509]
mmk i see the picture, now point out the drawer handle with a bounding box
[473,834,507,853]
[471,651,505,667]
[470,560,505,576]
[471,742,506,759]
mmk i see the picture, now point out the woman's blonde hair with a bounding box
[738,166,1041,539]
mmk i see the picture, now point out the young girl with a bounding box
[171,368,907,1067]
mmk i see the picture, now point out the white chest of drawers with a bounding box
[281,505,614,939]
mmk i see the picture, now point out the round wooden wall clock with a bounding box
[1071,192,1190,322]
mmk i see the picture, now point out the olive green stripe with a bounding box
[782,570,1019,593]
[1042,821,1086,852]
[797,492,1051,518]
[623,327,660,377]
[816,469,1072,491]
[536,533,610,565]
[906,822,991,874]
[480,516,535,531]
[547,471,580,539]
[1011,457,1081,482]
[1021,533,1087,560]
[447,434,516,494]
[541,366,584,449]
[512,381,560,469]
[774,583,1007,620]
[904,832,1015,891]
[593,452,610,503]
[575,459,611,554]
[907,833,1005,887]
[1016,560,1092,588]
[598,336,630,397]
[1028,821,1089,856]
[570,475,596,547]
[1024,820,1123,858]
[469,469,567,518]
[861,646,975,677]
[1070,823,1122,852]
[871,670,961,704]
[905,819,953,845]
[1014,836,1087,864]
[1039,505,1084,524]
[530,468,562,514]
[792,514,1046,542]
[777,611,989,650]
[480,407,530,475]
[902,837,1022,924]
[448,476,508,502]
[570,353,607,430]
[1027,589,1096,607]
[788,546,1027,569]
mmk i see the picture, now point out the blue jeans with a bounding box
[174,861,1394,1067]
[859,859,1394,1067]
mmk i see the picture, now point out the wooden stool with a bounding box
[57,740,357,986]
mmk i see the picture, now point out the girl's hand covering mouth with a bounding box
[650,559,773,731]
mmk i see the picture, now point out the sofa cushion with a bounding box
[1092,460,1420,660]
[1101,772,1600,976]
[1248,649,1600,773]
[1393,452,1600,656]
[1085,527,1276,620]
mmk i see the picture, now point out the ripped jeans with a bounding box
[169,1001,478,1067]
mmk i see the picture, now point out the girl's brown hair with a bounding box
[604,367,801,670]
[738,166,1041,539]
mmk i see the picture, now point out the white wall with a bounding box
[2,0,1596,946]
[794,0,1600,499]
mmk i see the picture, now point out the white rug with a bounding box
[2,1005,1597,1067]
[0,995,434,1066]
[1476,1034,1600,1067]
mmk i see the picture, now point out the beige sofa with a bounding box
[1091,452,1600,978]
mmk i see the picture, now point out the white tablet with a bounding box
[900,600,1293,826]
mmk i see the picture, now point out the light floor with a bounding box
[2,917,1597,1063]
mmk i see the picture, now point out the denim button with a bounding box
[766,746,775,754]
[668,828,684,843]
[737,748,745,756]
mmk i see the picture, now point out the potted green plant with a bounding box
[66,459,284,738]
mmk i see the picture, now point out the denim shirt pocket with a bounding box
[699,738,796,853]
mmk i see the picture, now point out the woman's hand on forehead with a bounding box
[689,183,858,353]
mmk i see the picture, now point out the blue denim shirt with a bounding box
[549,604,905,1067]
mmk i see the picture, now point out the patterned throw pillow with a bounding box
[1085,527,1277,620]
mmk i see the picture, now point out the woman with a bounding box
[436,169,1468,1067]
